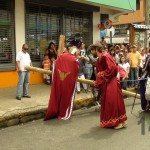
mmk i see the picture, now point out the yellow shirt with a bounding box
[129,52,141,67]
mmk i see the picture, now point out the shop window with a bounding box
[64,9,92,48]
[100,14,109,23]
[136,0,140,10]
[114,24,128,36]
[26,3,92,66]
[0,0,15,71]
[25,4,61,66]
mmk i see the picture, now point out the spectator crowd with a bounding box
[42,40,150,93]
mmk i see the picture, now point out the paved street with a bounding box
[0,102,150,150]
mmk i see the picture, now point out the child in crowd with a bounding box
[42,54,51,84]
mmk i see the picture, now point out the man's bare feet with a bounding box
[114,122,127,129]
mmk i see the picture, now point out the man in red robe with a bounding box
[90,44,127,129]
[44,46,79,120]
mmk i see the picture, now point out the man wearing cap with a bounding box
[44,46,79,121]
[129,45,141,88]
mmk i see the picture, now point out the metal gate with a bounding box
[0,0,15,71]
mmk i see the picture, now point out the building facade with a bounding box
[0,0,135,87]
[105,0,147,45]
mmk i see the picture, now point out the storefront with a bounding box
[127,24,150,47]
[0,0,135,88]
[25,1,93,65]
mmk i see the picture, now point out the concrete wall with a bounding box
[93,12,100,44]
[92,7,122,44]
[15,0,25,51]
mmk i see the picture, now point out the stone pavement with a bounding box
[0,103,148,150]
[0,84,94,128]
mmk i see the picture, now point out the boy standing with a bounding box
[42,54,51,84]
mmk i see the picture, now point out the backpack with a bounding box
[145,77,150,101]
[144,56,150,72]
[142,55,150,78]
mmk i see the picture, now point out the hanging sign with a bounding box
[104,20,112,29]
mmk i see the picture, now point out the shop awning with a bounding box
[71,0,136,12]
[84,0,136,11]
[129,24,150,30]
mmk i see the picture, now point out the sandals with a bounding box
[114,122,127,129]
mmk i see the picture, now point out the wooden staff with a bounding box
[25,66,52,75]
[122,89,140,99]
[25,66,93,84]
[25,66,141,99]
[77,78,94,86]
[57,35,65,56]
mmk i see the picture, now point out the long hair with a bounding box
[48,42,55,49]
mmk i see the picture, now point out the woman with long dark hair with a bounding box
[46,42,57,60]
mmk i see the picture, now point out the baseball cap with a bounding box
[132,45,137,48]
[119,52,123,55]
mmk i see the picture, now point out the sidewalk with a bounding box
[0,84,94,128]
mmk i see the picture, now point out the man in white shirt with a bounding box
[16,44,32,100]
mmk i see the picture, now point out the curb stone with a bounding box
[0,98,94,129]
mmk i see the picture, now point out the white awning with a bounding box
[132,24,150,30]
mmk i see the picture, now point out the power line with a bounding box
[128,0,135,23]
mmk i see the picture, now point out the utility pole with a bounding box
[145,0,148,47]
[145,0,150,47]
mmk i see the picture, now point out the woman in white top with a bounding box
[118,56,130,90]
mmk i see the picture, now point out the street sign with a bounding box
[104,20,112,29]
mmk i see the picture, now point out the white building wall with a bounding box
[15,0,25,51]
[92,7,121,44]
[93,12,100,44]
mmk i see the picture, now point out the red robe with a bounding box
[44,53,79,120]
[95,53,127,128]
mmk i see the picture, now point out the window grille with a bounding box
[25,4,61,66]
[25,3,92,67]
[64,9,92,47]
[0,0,15,71]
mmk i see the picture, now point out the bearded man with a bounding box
[90,44,127,129]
